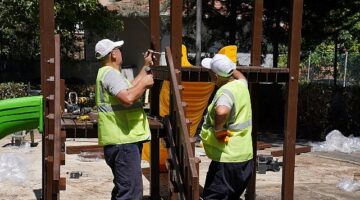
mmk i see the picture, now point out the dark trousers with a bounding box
[104,143,143,200]
[202,159,254,200]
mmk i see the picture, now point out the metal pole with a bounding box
[343,51,348,87]
[307,51,311,82]
[195,0,202,66]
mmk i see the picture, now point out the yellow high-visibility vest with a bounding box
[201,80,253,162]
[96,66,150,146]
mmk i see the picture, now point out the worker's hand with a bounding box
[143,73,154,88]
[144,49,154,67]
[215,129,230,143]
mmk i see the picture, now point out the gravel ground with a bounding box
[0,132,359,200]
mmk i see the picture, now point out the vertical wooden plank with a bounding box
[150,129,160,199]
[149,0,160,65]
[170,0,183,70]
[246,83,260,200]
[282,0,303,199]
[60,79,65,113]
[149,0,161,117]
[250,0,263,66]
[149,2,161,198]
[40,0,56,199]
[53,34,61,190]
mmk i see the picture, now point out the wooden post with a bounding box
[282,0,303,199]
[250,0,263,67]
[170,0,183,69]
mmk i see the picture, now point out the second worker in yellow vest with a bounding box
[200,54,254,200]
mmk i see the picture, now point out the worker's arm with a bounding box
[116,74,153,106]
[214,105,231,140]
[233,69,247,81]
[132,51,154,86]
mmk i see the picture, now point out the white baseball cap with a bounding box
[201,54,236,77]
[95,39,124,59]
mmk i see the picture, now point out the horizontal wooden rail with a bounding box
[151,65,289,83]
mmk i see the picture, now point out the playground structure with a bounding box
[0,96,43,139]
[148,0,304,199]
[0,0,303,199]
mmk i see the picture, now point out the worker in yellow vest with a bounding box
[200,54,253,199]
[95,39,154,200]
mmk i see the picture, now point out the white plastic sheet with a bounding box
[310,130,360,153]
[337,178,360,192]
[0,153,27,183]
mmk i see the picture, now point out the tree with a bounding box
[185,0,360,69]
[0,0,123,60]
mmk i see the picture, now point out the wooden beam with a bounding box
[149,0,161,117]
[282,0,303,200]
[151,66,289,83]
[246,83,260,199]
[251,0,263,66]
[149,0,160,65]
[257,141,272,150]
[271,146,311,157]
[170,0,183,69]
[66,145,102,154]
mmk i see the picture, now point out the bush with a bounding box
[0,82,27,100]
[297,83,360,140]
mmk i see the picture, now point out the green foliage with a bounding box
[343,86,360,135]
[302,0,360,50]
[0,82,27,100]
[297,83,332,140]
[0,1,40,60]
[55,0,123,58]
[308,43,334,80]
[0,0,123,60]
[346,52,360,85]
[299,41,360,85]
[297,83,360,140]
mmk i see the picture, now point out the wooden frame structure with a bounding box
[40,1,66,199]
[149,0,304,199]
[38,0,303,199]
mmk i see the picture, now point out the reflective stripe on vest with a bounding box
[228,119,252,131]
[97,102,143,112]
[203,118,252,132]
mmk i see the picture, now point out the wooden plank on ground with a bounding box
[66,145,102,154]
[257,141,272,150]
[271,146,311,157]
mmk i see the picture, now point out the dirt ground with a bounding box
[0,132,359,200]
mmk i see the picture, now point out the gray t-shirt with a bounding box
[102,68,129,96]
[215,79,248,108]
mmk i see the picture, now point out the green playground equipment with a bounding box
[0,96,43,139]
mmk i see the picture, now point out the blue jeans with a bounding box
[202,159,254,200]
[104,143,143,200]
